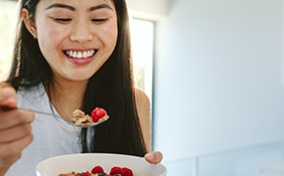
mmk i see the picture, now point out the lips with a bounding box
[64,49,96,59]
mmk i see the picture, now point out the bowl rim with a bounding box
[36,153,167,176]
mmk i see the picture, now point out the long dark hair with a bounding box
[7,0,147,156]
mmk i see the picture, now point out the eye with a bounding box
[51,17,72,23]
[91,18,109,24]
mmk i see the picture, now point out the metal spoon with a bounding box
[0,106,109,128]
[33,109,109,128]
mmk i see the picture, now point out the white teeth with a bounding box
[66,50,95,59]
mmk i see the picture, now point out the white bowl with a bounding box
[36,153,167,176]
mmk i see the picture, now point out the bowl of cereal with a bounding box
[36,153,167,176]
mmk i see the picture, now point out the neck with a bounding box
[46,78,88,120]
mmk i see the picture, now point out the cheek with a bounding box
[103,24,118,49]
[96,18,118,46]
[37,27,61,44]
[36,23,65,57]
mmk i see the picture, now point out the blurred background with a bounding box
[1,0,284,175]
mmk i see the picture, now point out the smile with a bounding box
[64,50,96,59]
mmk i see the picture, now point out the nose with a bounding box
[70,21,94,43]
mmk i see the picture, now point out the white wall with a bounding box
[153,0,284,163]
[127,0,172,20]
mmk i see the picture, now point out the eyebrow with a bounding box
[45,3,114,12]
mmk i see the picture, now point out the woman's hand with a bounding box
[0,83,34,175]
[144,151,163,164]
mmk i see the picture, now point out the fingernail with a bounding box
[1,88,13,97]
[145,153,154,160]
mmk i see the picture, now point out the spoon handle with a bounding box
[0,105,62,118]
[0,106,108,128]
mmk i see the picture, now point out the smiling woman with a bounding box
[0,1,154,100]
[0,0,159,176]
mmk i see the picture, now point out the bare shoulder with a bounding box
[134,88,150,109]
[134,88,151,150]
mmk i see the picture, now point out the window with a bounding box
[0,0,17,81]
[130,18,154,101]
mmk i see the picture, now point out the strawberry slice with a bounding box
[122,167,133,176]
[81,171,91,176]
[91,107,107,122]
[109,166,124,175]
[91,165,104,174]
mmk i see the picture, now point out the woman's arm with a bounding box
[135,88,151,151]
[135,88,163,164]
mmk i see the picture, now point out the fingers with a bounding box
[0,132,34,167]
[0,82,34,171]
[0,85,17,108]
[0,109,34,130]
[0,109,34,169]
[0,124,32,143]
[144,151,163,164]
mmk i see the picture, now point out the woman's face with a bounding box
[32,0,118,82]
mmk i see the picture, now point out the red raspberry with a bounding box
[91,107,107,122]
[109,166,124,175]
[91,165,104,174]
[122,167,133,176]
[81,171,91,176]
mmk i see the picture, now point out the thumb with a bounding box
[0,87,17,108]
[144,151,163,164]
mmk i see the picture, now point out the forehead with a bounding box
[36,0,115,11]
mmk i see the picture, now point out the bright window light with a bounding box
[130,18,154,100]
[0,0,17,81]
